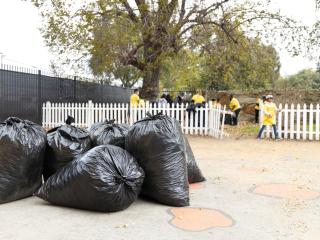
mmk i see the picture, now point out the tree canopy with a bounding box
[307,0,320,63]
[28,0,306,100]
[276,68,320,90]
[160,27,281,92]
[198,25,280,91]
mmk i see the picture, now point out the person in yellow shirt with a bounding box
[257,95,280,140]
[229,94,241,125]
[130,89,140,107]
[192,91,205,106]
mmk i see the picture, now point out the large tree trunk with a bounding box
[140,64,161,101]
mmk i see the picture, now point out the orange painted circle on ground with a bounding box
[189,183,203,189]
[251,183,320,200]
[239,167,268,173]
[169,207,234,232]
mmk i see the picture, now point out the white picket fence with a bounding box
[42,101,226,138]
[262,103,320,141]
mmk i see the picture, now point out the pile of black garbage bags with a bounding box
[0,113,205,212]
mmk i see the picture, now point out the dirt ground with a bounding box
[0,137,320,240]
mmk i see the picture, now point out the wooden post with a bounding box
[316,104,320,141]
[296,104,301,140]
[284,104,288,139]
[309,104,314,141]
[302,104,307,140]
[290,104,295,140]
[278,104,283,139]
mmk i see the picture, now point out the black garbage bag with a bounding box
[0,117,46,203]
[125,113,189,207]
[184,137,206,183]
[89,120,129,148]
[43,123,91,180]
[36,145,145,212]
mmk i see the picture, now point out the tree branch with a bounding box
[179,0,187,22]
[120,43,145,70]
[135,0,150,26]
[119,0,139,23]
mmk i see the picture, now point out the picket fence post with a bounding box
[302,104,307,140]
[185,103,189,135]
[296,104,301,140]
[316,104,320,141]
[309,104,314,141]
[277,104,283,139]
[290,104,295,140]
[283,104,288,139]
[46,101,51,129]
[87,100,94,128]
[220,105,226,139]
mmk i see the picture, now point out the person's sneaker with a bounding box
[275,138,281,141]
[257,137,262,141]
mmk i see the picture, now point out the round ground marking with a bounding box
[250,183,320,200]
[169,207,234,231]
[189,183,203,189]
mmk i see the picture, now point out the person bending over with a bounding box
[229,94,241,126]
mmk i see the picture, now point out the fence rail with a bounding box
[42,101,226,138]
[263,103,320,141]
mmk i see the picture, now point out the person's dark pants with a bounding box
[232,109,241,126]
[255,109,260,124]
[257,124,279,139]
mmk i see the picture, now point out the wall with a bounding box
[0,67,132,124]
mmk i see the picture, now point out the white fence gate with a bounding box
[42,101,226,138]
[263,103,320,141]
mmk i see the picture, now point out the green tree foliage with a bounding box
[27,0,305,100]
[160,50,202,92]
[112,65,142,88]
[160,26,281,91]
[199,27,281,90]
[276,69,320,90]
[309,1,320,61]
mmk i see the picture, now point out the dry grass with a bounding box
[224,122,260,139]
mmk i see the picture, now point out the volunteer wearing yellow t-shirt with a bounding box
[257,95,281,140]
[130,89,140,107]
[192,91,205,106]
[229,94,241,125]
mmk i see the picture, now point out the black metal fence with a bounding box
[0,65,132,124]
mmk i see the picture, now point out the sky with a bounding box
[0,0,318,76]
